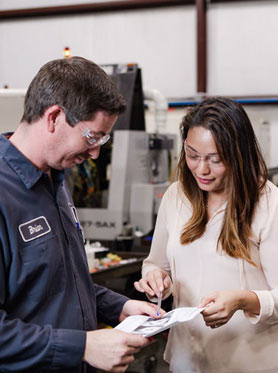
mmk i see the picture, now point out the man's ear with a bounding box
[44,105,63,133]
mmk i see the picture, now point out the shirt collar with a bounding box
[0,134,64,189]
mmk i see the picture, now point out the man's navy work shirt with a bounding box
[0,135,129,372]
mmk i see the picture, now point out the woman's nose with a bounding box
[197,158,210,174]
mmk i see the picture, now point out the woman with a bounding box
[135,97,278,372]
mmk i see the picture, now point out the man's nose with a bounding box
[88,146,100,160]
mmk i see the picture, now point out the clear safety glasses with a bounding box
[61,106,110,148]
[81,128,110,148]
[184,142,224,168]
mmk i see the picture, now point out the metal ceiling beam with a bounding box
[0,0,193,20]
[0,0,267,20]
[212,0,264,3]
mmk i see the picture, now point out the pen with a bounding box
[156,291,162,316]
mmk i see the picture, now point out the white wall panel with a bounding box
[1,1,278,98]
[208,1,278,96]
[0,6,196,98]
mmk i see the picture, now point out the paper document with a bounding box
[115,307,204,337]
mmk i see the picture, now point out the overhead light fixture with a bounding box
[63,47,72,59]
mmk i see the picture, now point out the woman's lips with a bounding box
[197,177,214,185]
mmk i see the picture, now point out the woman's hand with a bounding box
[134,269,171,298]
[199,290,260,329]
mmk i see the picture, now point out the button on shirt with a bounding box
[0,135,128,372]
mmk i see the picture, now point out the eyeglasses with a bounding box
[61,106,110,148]
[184,143,224,168]
[81,127,110,148]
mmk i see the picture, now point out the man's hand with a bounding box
[119,299,166,322]
[134,269,171,298]
[84,329,148,372]
[83,299,166,371]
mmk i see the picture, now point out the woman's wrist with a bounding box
[238,290,260,315]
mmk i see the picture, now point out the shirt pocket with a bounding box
[19,233,66,300]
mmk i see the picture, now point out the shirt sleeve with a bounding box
[94,284,129,326]
[246,182,278,325]
[0,294,86,371]
[142,183,175,300]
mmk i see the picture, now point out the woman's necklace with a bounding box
[205,199,226,214]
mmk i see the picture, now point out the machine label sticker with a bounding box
[19,216,51,242]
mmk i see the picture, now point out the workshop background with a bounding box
[1,0,278,165]
[0,1,278,372]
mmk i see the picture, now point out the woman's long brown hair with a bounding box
[177,97,268,265]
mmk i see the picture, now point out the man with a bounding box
[0,57,160,372]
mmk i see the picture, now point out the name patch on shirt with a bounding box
[19,216,51,242]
